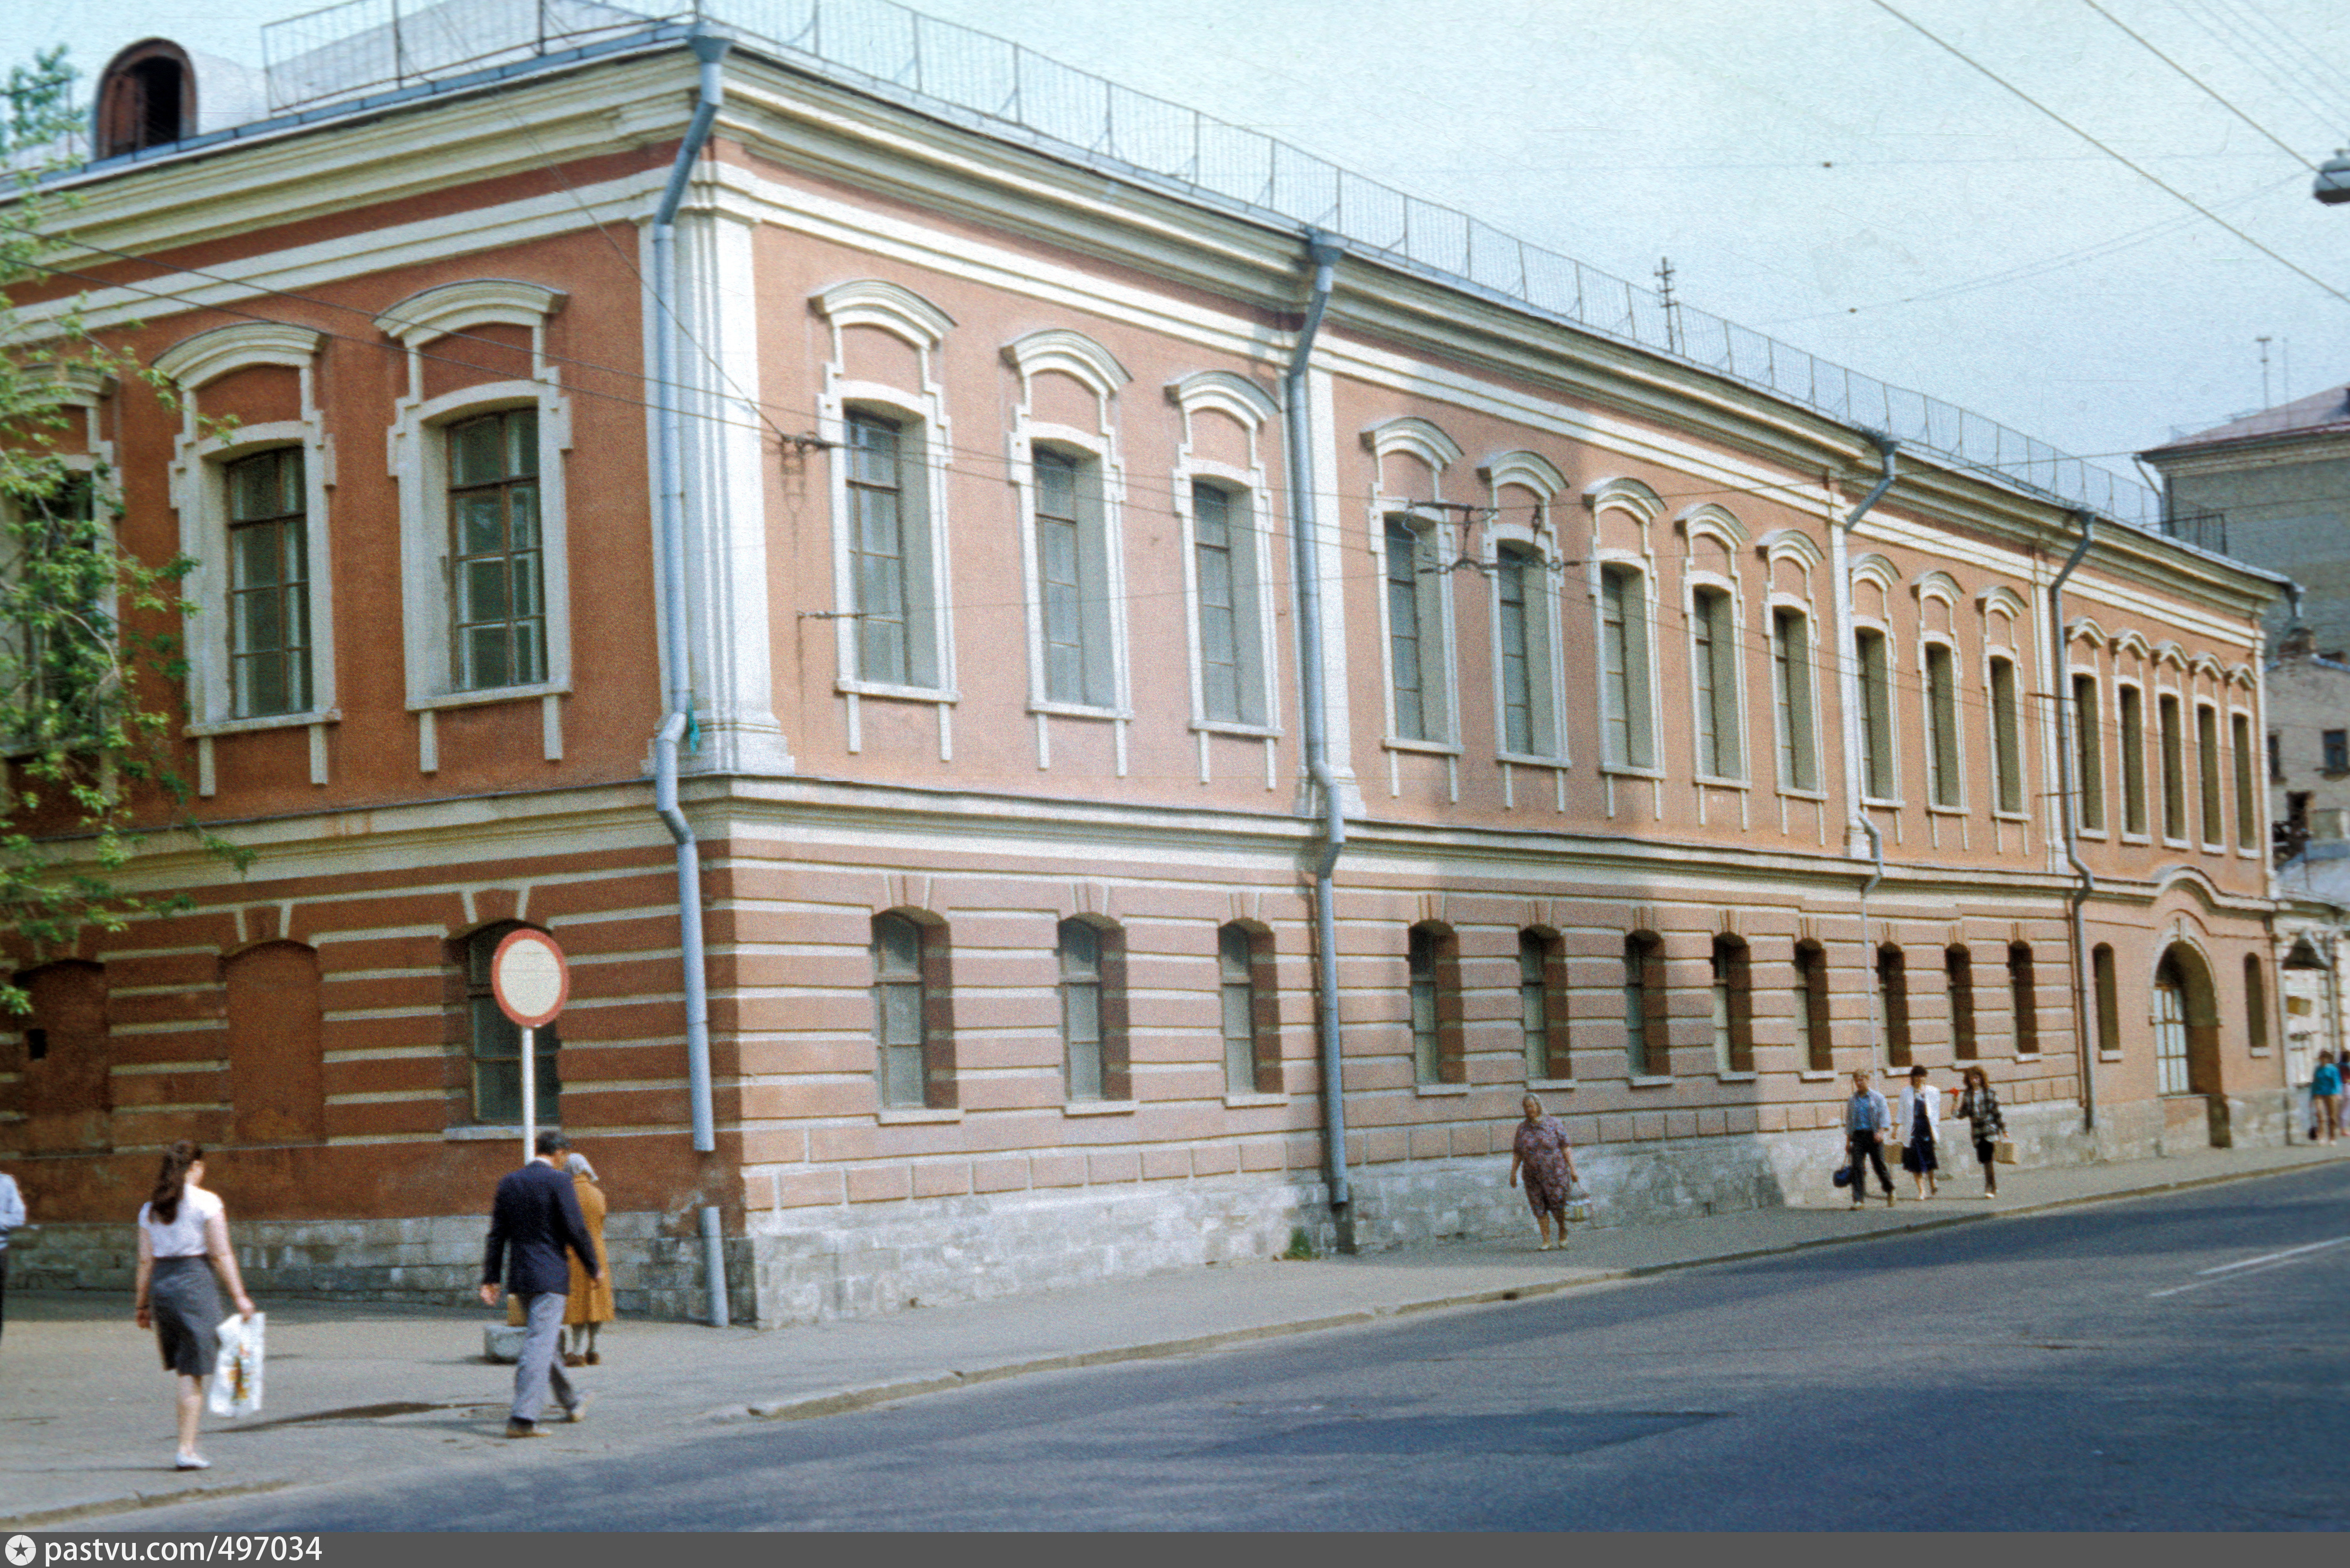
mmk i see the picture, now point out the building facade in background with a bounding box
[0,5,2295,1325]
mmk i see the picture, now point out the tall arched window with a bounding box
[1875,944,1911,1068]
[2008,944,2039,1056]
[2244,954,2269,1053]
[2093,943,2121,1056]
[872,911,955,1110]
[1520,928,1570,1081]
[1059,918,1128,1102]
[1711,936,1753,1074]
[466,924,558,1126]
[1624,932,1668,1077]
[1946,946,1977,1061]
[1792,940,1833,1073]
[1407,923,1463,1086]
[1217,923,1277,1096]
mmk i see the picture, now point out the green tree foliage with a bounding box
[1,47,249,1013]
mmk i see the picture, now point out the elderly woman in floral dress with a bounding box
[1507,1094,1583,1251]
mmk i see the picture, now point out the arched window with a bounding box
[1624,932,1668,1077]
[1495,543,1556,756]
[1059,918,1128,1102]
[96,42,194,158]
[1408,923,1463,1085]
[1875,944,1911,1068]
[1690,586,1741,779]
[1520,928,1569,1081]
[2244,954,2269,1053]
[1217,924,1277,1096]
[2008,944,2039,1056]
[872,911,955,1109]
[1946,947,1977,1060]
[1599,565,1655,768]
[2093,944,2121,1056]
[466,924,558,1126]
[1792,941,1833,1072]
[1710,936,1752,1074]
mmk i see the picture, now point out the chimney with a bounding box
[2280,621,2316,660]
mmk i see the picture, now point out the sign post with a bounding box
[489,928,569,1163]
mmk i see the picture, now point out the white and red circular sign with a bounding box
[490,928,569,1029]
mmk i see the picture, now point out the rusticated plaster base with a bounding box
[7,1097,2302,1326]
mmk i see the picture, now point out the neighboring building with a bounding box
[2263,630,2350,863]
[0,1,2296,1325]
[2141,385,2350,658]
[2275,808,2350,1102]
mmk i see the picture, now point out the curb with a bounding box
[1,1480,299,1532]
[701,1153,2341,1428]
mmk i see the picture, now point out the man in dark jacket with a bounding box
[480,1129,601,1436]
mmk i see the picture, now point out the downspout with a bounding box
[1832,437,1898,1053]
[651,30,733,1329]
[1284,233,1350,1248]
[2048,512,2098,1139]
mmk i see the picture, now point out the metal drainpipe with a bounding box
[1831,438,1898,1053]
[1284,233,1350,1249]
[650,30,733,1329]
[2047,512,2097,1140]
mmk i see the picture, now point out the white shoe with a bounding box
[175,1453,211,1471]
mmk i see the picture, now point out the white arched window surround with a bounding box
[1849,554,1904,806]
[1004,329,1133,773]
[1168,371,1283,777]
[1977,586,2029,822]
[2065,618,2110,838]
[1584,477,1665,779]
[1757,529,1826,799]
[1913,573,1966,814]
[152,323,336,795]
[1364,418,1466,767]
[1479,450,1569,769]
[3,365,120,759]
[1677,504,1750,786]
[813,280,960,761]
[377,280,573,774]
[2226,666,2260,859]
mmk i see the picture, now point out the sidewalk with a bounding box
[4,1138,2344,1528]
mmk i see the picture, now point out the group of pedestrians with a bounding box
[1842,1064,2007,1206]
[0,1127,617,1470]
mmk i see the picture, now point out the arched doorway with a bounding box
[2154,942,2226,1140]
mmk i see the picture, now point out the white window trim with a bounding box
[1168,370,1282,740]
[152,324,338,794]
[1682,573,1749,786]
[1593,549,1662,775]
[1481,451,1570,768]
[2069,663,2108,838]
[377,283,573,775]
[0,376,121,761]
[1363,420,1466,756]
[1767,592,1825,798]
[1853,617,1903,806]
[2115,677,2152,843]
[1981,630,2028,822]
[813,281,960,763]
[1004,331,1134,772]
[2227,696,2262,858]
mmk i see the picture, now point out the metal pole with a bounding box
[521,1024,536,1163]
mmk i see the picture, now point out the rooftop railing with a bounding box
[253,0,2164,527]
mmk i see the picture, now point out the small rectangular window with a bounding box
[2326,729,2349,774]
[1990,656,2023,814]
[1856,629,1895,799]
[447,409,545,692]
[2232,713,2257,849]
[1773,608,1817,791]
[2073,675,2105,830]
[1601,566,1655,768]
[2120,685,2148,835]
[2270,730,2283,783]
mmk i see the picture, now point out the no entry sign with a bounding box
[491,927,568,1028]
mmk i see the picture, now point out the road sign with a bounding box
[491,927,568,1028]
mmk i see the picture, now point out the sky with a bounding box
[7,0,2350,494]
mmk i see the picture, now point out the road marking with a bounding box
[2149,1234,2350,1297]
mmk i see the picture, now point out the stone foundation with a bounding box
[7,1100,2299,1326]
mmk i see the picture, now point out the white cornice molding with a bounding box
[1675,502,1749,546]
[151,321,321,388]
[373,279,567,345]
[1756,527,1824,570]
[1976,584,2030,619]
[1361,415,1463,471]
[1583,475,1664,523]
[1851,553,1903,592]
[811,277,955,347]
[1166,369,1278,428]
[1911,568,1962,604]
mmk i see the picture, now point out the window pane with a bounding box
[451,416,506,486]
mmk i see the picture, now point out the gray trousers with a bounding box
[511,1291,577,1425]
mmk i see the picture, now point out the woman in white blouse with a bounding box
[1896,1065,1942,1200]
[133,1142,255,1471]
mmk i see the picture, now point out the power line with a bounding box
[2081,0,2320,170]
[1867,0,2350,311]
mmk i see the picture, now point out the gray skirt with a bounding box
[151,1255,222,1377]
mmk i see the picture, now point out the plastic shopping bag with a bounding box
[210,1312,265,1418]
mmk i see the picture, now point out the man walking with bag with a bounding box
[480,1130,601,1437]
[1843,1070,1896,1209]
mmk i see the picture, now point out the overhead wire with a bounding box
[2080,0,2321,169]
[2172,0,2350,133]
[1866,0,2350,310]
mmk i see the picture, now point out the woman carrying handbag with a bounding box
[1956,1066,2007,1197]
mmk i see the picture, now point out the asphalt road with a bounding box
[126,1164,2350,1530]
